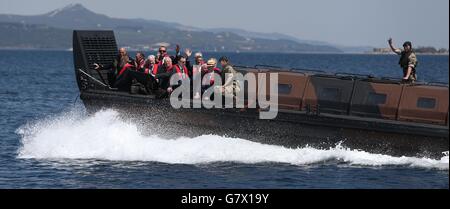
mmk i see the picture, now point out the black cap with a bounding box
[219,56,229,62]
[403,41,412,47]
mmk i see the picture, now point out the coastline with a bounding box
[1,47,449,56]
[367,52,450,56]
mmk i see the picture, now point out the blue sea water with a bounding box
[0,50,448,189]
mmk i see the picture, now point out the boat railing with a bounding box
[379,76,402,81]
[264,69,309,76]
[290,67,326,74]
[222,65,449,88]
[255,64,282,69]
[234,65,256,70]
[334,72,374,79]
[360,77,401,84]
[315,74,357,80]
[425,81,449,87]
[77,68,118,90]
[236,65,309,75]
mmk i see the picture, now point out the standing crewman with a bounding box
[388,38,418,83]
[215,56,240,98]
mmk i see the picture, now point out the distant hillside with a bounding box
[205,27,330,46]
[0,4,185,32]
[0,4,342,53]
[0,22,71,49]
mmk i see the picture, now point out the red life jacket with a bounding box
[174,65,189,79]
[156,53,170,64]
[136,59,145,70]
[153,64,175,75]
[117,63,134,77]
[144,64,159,75]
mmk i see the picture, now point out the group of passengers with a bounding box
[93,39,418,98]
[93,45,239,99]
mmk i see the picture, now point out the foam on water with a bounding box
[16,109,449,170]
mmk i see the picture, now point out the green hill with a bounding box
[0,4,342,53]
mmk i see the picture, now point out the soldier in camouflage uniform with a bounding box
[215,56,241,98]
[388,38,418,83]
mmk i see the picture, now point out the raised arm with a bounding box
[388,38,402,55]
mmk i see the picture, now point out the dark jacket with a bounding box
[101,55,132,85]
[155,65,175,89]
[102,55,131,74]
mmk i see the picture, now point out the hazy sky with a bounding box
[0,0,448,48]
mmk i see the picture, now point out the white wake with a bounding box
[16,109,449,170]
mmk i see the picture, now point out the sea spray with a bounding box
[16,109,449,170]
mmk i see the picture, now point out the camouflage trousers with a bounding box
[214,82,241,98]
